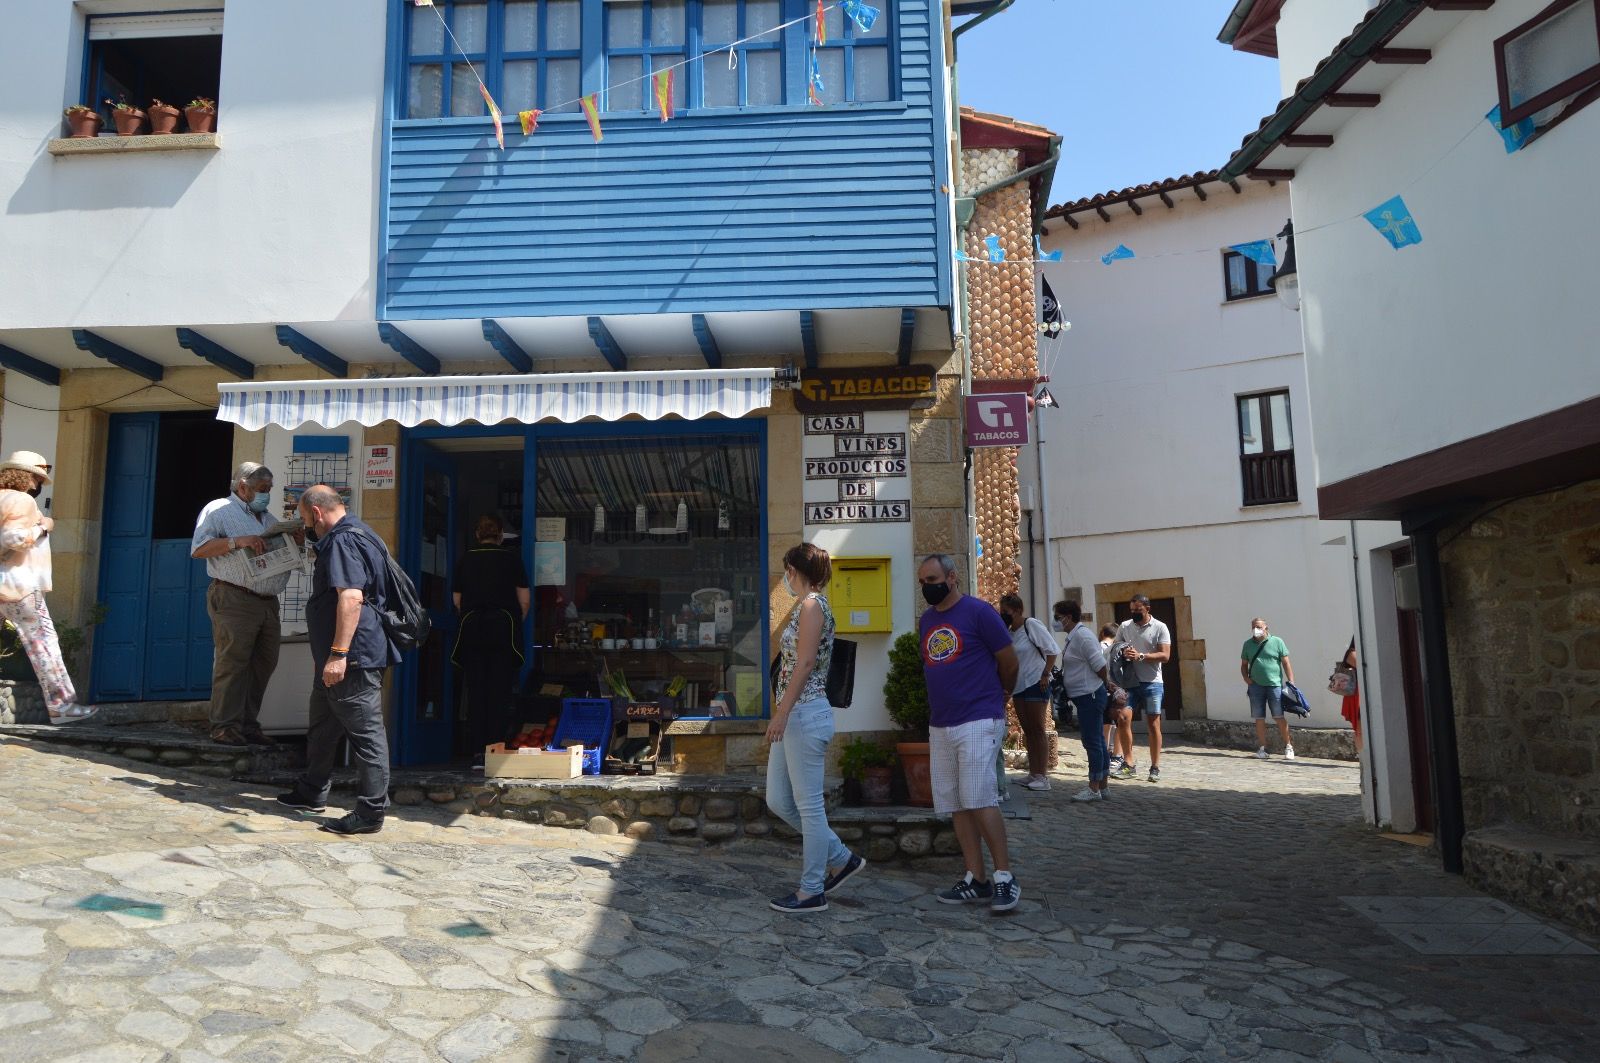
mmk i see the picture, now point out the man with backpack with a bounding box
[277,485,404,835]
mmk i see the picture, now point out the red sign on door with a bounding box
[964,393,1031,447]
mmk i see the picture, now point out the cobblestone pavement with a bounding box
[2,734,1597,1063]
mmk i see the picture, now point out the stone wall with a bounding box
[1441,479,1600,836]
[1182,719,1357,761]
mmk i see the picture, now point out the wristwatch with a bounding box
[228,536,236,551]
[329,649,349,659]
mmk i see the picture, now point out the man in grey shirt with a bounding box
[1111,594,1172,783]
[190,463,298,746]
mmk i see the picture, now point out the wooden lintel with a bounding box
[1371,47,1431,64]
[1248,168,1296,181]
[1126,198,1143,216]
[1326,93,1381,107]
[1094,205,1111,223]
[1282,134,1335,147]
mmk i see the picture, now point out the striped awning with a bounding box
[215,369,775,431]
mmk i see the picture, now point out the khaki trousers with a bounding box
[206,581,281,730]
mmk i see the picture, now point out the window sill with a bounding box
[1221,292,1276,305]
[1240,500,1302,511]
[49,132,222,157]
[391,100,908,129]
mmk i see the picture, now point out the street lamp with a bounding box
[1271,219,1299,312]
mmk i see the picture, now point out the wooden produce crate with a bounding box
[483,743,584,779]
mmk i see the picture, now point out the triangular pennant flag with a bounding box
[1034,386,1059,409]
[653,68,675,121]
[1035,236,1062,262]
[1228,239,1276,267]
[1100,244,1135,265]
[954,249,972,262]
[983,234,1006,262]
[580,94,603,141]
[1040,276,1064,338]
[816,0,828,45]
[518,109,541,136]
[413,0,434,6]
[1363,194,1422,249]
[843,0,880,32]
[807,50,824,106]
[479,83,504,150]
[1486,104,1534,154]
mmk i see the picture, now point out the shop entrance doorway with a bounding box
[1111,597,1184,721]
[401,434,530,767]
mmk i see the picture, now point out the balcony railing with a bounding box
[1241,451,1298,506]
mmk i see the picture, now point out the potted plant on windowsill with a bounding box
[63,104,102,139]
[148,99,181,135]
[885,630,934,807]
[838,737,895,807]
[185,97,216,134]
[105,98,146,136]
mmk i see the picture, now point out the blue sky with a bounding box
[953,1,1284,206]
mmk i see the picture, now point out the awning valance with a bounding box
[215,369,775,431]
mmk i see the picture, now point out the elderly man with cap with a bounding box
[0,451,96,723]
[191,462,298,746]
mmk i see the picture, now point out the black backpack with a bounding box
[352,527,431,653]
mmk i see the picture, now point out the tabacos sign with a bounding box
[795,365,938,413]
[964,393,1031,447]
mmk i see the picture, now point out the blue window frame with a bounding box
[813,1,891,104]
[400,0,894,118]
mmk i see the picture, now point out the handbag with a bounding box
[767,637,857,708]
[1328,663,1357,696]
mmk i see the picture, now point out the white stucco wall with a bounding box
[1275,0,1380,96]
[0,377,64,517]
[0,0,386,331]
[1290,3,1600,487]
[1021,181,1365,728]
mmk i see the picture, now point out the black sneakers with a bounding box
[275,791,325,814]
[320,812,383,835]
[769,892,828,914]
[937,876,994,904]
[823,853,867,893]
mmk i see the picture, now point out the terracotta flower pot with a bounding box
[111,108,146,136]
[65,111,102,138]
[862,765,894,807]
[148,103,180,134]
[185,107,216,134]
[896,741,934,807]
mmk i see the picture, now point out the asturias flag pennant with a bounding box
[580,93,603,141]
[479,83,504,150]
[653,68,676,121]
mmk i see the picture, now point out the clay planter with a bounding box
[862,765,894,807]
[65,110,102,138]
[896,741,934,807]
[110,108,146,136]
[148,103,180,134]
[185,106,216,133]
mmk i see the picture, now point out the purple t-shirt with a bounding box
[919,595,1013,727]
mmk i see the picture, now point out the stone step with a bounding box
[0,722,301,778]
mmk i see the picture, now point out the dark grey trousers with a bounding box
[296,667,389,820]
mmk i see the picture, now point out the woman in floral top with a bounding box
[764,542,864,914]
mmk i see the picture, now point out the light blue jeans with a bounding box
[765,696,852,896]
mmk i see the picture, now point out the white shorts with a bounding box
[929,717,1007,815]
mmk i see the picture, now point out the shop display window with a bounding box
[531,430,765,718]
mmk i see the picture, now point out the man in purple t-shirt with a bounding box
[917,554,1022,912]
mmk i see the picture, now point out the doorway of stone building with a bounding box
[1112,597,1183,720]
[1392,546,1434,831]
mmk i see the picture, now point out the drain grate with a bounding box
[1343,895,1596,956]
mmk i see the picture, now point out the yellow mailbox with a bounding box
[831,557,892,633]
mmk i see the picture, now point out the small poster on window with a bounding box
[535,517,566,542]
[533,541,566,586]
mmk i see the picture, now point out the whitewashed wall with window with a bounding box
[0,0,386,330]
[1018,181,1364,730]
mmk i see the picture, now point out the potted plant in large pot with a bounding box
[147,99,181,134]
[105,98,146,136]
[63,104,102,138]
[885,630,933,807]
[184,97,216,133]
[838,737,896,807]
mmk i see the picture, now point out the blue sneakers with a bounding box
[823,853,867,893]
[769,892,828,914]
[936,876,993,904]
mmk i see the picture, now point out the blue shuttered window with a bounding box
[401,0,892,116]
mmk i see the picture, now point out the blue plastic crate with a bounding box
[549,698,615,776]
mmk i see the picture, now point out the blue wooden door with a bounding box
[91,414,215,702]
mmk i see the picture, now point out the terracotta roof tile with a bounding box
[1044,170,1230,219]
[958,105,1057,139]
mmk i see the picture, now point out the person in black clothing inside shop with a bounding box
[453,514,530,770]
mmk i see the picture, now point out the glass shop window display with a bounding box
[532,431,765,720]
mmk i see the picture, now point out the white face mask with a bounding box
[1252,626,1266,639]
[783,572,798,597]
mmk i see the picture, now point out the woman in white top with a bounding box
[999,593,1057,792]
[1056,601,1114,801]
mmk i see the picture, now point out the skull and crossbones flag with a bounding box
[1040,276,1064,340]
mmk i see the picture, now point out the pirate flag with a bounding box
[1040,276,1065,339]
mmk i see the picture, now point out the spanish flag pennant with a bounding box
[580,93,603,141]
[653,68,676,122]
[815,0,827,45]
[518,108,541,136]
[478,83,504,150]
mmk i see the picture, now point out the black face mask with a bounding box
[1000,612,1015,626]
[26,486,40,498]
[921,582,952,606]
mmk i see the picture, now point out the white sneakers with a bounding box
[1023,775,1051,791]
[1285,745,1296,760]
[1256,747,1269,759]
[1071,787,1102,802]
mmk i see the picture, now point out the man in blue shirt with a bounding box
[277,485,401,835]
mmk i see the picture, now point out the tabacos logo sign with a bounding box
[794,365,939,412]
[964,393,1031,447]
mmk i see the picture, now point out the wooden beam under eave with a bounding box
[1371,47,1431,64]
[1326,93,1380,107]
[1282,134,1334,147]
[1248,168,1296,181]
[1062,214,1079,230]
[1126,198,1142,216]
[1192,184,1208,201]
[1158,190,1175,209]
[798,310,819,369]
[1428,1,1492,11]
[1094,205,1111,223]
[896,309,916,367]
[1227,179,1242,194]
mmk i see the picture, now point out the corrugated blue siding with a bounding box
[381,0,950,320]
